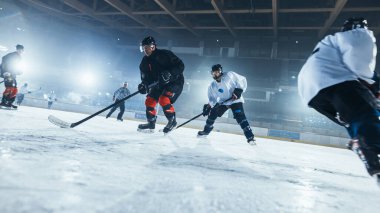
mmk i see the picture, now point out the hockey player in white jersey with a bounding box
[198,64,255,145]
[16,83,31,105]
[298,17,380,183]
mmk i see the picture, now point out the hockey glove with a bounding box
[159,70,172,86]
[202,104,211,116]
[371,73,380,98]
[359,76,380,98]
[138,83,148,94]
[232,88,243,100]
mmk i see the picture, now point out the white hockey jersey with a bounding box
[298,28,377,105]
[18,85,29,95]
[207,71,247,106]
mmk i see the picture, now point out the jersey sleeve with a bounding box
[337,29,377,84]
[228,71,247,91]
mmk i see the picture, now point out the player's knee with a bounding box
[145,96,157,108]
[158,95,171,107]
[233,110,246,123]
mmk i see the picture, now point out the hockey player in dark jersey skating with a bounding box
[137,36,185,133]
[0,44,24,109]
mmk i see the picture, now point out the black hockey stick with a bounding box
[48,82,158,128]
[175,97,233,130]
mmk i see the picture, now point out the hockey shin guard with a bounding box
[234,111,254,140]
[145,96,158,122]
[159,95,175,120]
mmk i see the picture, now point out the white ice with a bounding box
[1,106,379,213]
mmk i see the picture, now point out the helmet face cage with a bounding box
[140,36,156,52]
[342,17,368,32]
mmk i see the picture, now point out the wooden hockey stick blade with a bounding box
[48,115,73,128]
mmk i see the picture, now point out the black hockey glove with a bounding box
[359,73,380,98]
[138,83,148,94]
[232,88,243,100]
[371,73,380,98]
[202,104,211,116]
[159,70,172,86]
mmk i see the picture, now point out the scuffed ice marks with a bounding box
[0,129,128,157]
[154,148,270,181]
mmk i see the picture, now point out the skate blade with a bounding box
[248,140,257,146]
[0,106,17,110]
[197,134,208,138]
[137,128,154,133]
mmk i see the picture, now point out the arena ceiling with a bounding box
[13,0,380,43]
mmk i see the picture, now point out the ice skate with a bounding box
[197,130,209,138]
[247,137,256,146]
[197,125,213,138]
[137,121,155,133]
[163,116,177,134]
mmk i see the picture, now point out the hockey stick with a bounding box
[48,82,158,128]
[175,97,233,130]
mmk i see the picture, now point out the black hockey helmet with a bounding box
[16,44,24,50]
[341,17,368,32]
[140,36,156,52]
[211,64,223,72]
[211,64,223,81]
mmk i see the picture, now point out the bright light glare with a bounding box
[15,61,26,73]
[80,72,96,87]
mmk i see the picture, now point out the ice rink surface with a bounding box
[1,106,380,213]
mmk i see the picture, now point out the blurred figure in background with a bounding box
[47,90,57,109]
[298,17,379,184]
[0,44,24,109]
[106,82,131,121]
[16,82,31,105]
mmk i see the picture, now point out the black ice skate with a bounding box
[197,125,213,138]
[347,139,380,176]
[247,136,256,146]
[0,102,17,110]
[163,116,177,134]
[197,130,210,138]
[137,121,155,133]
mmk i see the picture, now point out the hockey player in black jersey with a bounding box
[0,44,24,109]
[137,36,185,133]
